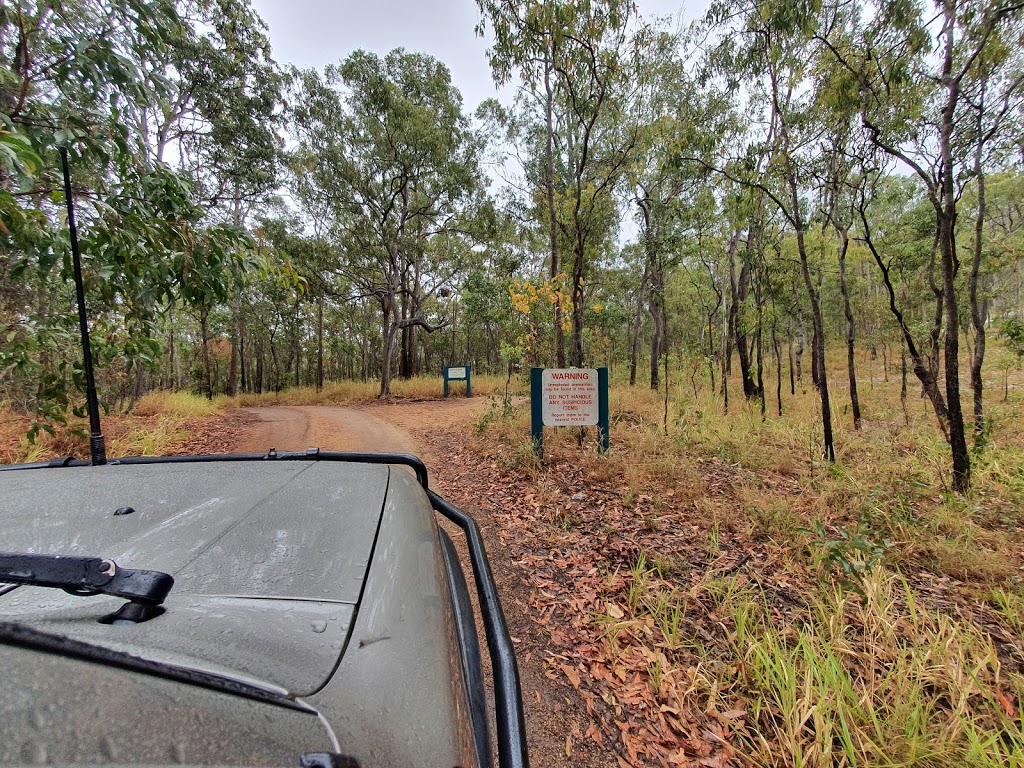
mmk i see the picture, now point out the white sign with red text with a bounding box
[541,368,599,426]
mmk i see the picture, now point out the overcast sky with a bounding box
[248,0,711,112]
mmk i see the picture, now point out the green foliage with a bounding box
[802,517,891,595]
[0,0,280,429]
[288,48,485,394]
[1000,318,1024,361]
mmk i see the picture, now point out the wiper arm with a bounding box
[0,552,173,607]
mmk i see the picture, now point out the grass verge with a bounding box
[459,363,1024,765]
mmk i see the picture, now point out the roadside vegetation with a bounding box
[2,356,1022,764]
[451,354,1024,766]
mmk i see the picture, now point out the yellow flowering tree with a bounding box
[508,273,572,367]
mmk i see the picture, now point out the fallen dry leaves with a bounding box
[422,435,793,767]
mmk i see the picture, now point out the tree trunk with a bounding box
[794,302,805,385]
[858,197,951,436]
[380,296,395,396]
[317,293,324,392]
[399,261,414,379]
[970,96,988,445]
[200,303,213,401]
[937,13,970,491]
[168,304,180,391]
[773,322,783,417]
[733,258,756,399]
[629,265,648,386]
[227,295,240,397]
[544,56,565,368]
[788,331,795,396]
[927,230,944,385]
[774,87,834,459]
[255,340,264,395]
[754,268,765,417]
[239,308,247,394]
[570,236,586,368]
[900,337,908,425]
[649,267,664,390]
[837,228,862,429]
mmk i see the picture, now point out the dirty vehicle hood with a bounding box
[0,460,389,695]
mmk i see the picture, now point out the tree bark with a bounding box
[200,303,213,401]
[649,265,664,390]
[629,264,648,386]
[794,301,805,385]
[837,227,861,429]
[937,4,970,491]
[969,89,989,445]
[544,56,566,368]
[770,51,835,460]
[317,293,324,392]
[858,202,951,434]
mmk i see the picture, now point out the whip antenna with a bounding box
[59,147,105,465]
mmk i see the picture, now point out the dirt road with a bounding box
[232,399,485,457]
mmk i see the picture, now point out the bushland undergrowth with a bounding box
[465,363,1024,766]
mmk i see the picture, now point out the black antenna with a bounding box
[59,147,106,466]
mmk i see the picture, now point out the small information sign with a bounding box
[541,368,599,426]
[443,365,472,397]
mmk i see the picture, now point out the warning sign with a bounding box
[541,368,599,426]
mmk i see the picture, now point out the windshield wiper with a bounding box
[0,553,173,621]
[0,621,316,714]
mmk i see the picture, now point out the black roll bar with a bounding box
[428,489,529,768]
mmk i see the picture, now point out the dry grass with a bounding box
[490,368,1024,584]
[0,392,218,462]
[472,357,1024,765]
[223,373,512,407]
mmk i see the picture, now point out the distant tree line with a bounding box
[1,0,1022,490]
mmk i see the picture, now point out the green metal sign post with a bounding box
[444,365,472,398]
[530,367,609,456]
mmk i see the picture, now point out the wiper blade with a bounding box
[0,552,173,606]
[0,621,316,714]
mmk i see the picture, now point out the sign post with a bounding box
[530,367,609,456]
[444,365,472,398]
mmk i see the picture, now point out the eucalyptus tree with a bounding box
[0,0,257,420]
[820,0,1024,490]
[855,173,954,417]
[477,0,570,365]
[136,0,284,397]
[819,129,865,429]
[704,0,837,460]
[289,50,485,396]
[552,2,648,368]
[478,0,648,368]
[629,29,732,390]
[960,17,1024,444]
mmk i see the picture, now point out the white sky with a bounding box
[249,0,710,112]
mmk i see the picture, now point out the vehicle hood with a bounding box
[0,460,390,695]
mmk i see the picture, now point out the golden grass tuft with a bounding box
[223,374,512,408]
[133,391,220,419]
